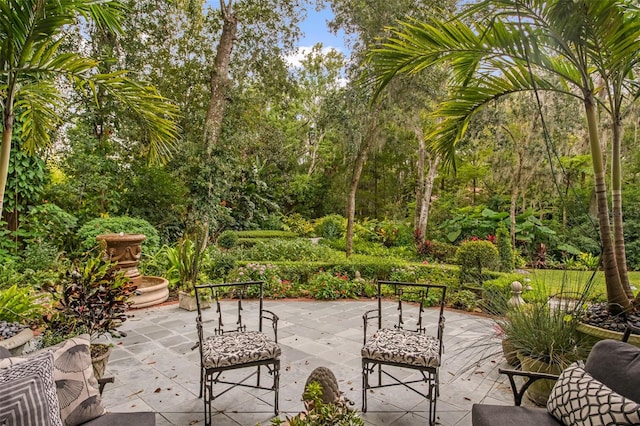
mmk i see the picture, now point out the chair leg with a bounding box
[362,360,368,412]
[203,373,212,426]
[257,365,261,387]
[199,366,204,399]
[273,360,280,415]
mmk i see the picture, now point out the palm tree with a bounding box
[368,0,640,314]
[0,0,179,219]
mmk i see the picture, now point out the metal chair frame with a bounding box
[194,281,280,425]
[361,280,446,425]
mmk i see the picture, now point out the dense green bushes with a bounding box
[456,240,499,284]
[77,216,161,253]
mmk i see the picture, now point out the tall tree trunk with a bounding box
[584,92,629,314]
[414,126,426,232]
[417,153,439,238]
[611,118,633,299]
[346,112,379,257]
[510,186,518,247]
[203,0,238,151]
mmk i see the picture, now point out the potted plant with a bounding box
[498,299,590,405]
[271,381,364,426]
[167,223,210,311]
[43,255,136,379]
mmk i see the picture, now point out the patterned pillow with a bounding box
[32,334,106,426]
[0,351,63,426]
[547,361,640,425]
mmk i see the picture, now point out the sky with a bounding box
[286,6,348,67]
[298,7,346,53]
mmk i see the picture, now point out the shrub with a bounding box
[235,230,297,239]
[217,230,239,249]
[496,223,515,272]
[374,220,413,248]
[204,248,237,279]
[425,240,458,263]
[226,263,286,298]
[308,271,359,300]
[282,214,315,237]
[314,215,345,240]
[456,240,499,285]
[77,216,160,254]
[480,273,529,315]
[22,203,77,251]
[244,239,338,262]
[21,241,61,272]
[447,289,478,311]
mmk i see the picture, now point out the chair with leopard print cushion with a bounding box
[193,281,281,426]
[361,280,446,425]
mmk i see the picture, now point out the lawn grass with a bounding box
[525,269,640,301]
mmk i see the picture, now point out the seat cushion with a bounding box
[201,331,281,369]
[361,328,440,367]
[585,339,640,403]
[472,404,560,426]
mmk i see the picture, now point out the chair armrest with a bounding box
[363,309,380,345]
[499,367,559,406]
[262,309,279,342]
[97,377,115,396]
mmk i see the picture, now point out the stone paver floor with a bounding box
[99,300,516,425]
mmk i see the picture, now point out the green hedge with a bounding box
[236,257,459,287]
[235,230,297,239]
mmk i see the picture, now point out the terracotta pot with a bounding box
[517,353,561,406]
[91,343,112,380]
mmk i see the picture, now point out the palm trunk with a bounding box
[203,0,238,151]
[346,112,379,257]
[584,92,629,314]
[0,99,15,220]
[611,119,633,298]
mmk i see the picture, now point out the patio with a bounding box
[99,300,515,425]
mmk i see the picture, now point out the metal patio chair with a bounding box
[361,280,446,425]
[194,281,280,425]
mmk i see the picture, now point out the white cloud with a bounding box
[284,45,342,68]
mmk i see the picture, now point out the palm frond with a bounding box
[14,81,64,153]
[82,72,181,164]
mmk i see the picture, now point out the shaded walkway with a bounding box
[100,300,515,425]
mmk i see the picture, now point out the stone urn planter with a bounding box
[576,322,640,348]
[0,328,34,355]
[97,233,169,308]
[517,353,562,406]
[178,291,210,312]
[501,338,519,366]
[96,233,146,287]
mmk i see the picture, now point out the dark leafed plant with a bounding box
[44,256,135,341]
